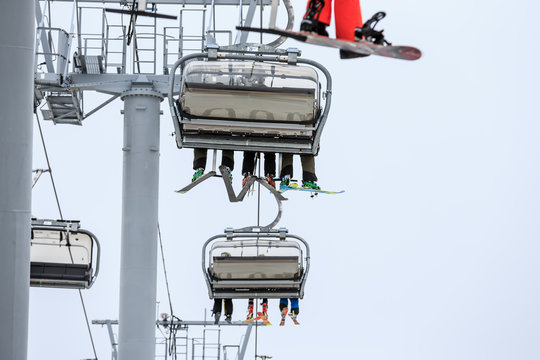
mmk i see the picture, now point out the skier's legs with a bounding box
[280,154,294,179]
[334,0,363,41]
[300,154,317,182]
[224,298,233,316]
[242,151,256,175]
[193,148,207,170]
[261,298,269,316]
[263,153,276,177]
[279,298,289,311]
[246,299,254,319]
[221,150,235,170]
[212,299,222,315]
[290,298,299,315]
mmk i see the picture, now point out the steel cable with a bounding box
[35,112,98,359]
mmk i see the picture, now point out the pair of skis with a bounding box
[279,308,300,326]
[242,312,272,326]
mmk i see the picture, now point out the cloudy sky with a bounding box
[29,0,540,359]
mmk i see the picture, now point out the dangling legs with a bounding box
[280,154,294,186]
[221,150,234,182]
[224,298,233,322]
[193,149,234,182]
[241,151,256,186]
[192,148,207,182]
[263,153,276,188]
[279,298,289,326]
[246,298,254,320]
[300,155,320,190]
[279,298,288,312]
[290,298,300,315]
[212,299,222,324]
[261,298,269,317]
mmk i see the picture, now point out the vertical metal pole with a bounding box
[0,1,34,360]
[105,321,119,360]
[118,88,163,360]
[237,323,253,360]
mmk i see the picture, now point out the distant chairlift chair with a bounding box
[169,49,332,155]
[30,219,100,289]
[203,227,310,299]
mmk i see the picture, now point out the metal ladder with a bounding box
[155,326,189,360]
[179,9,207,58]
[132,13,157,74]
[104,24,127,74]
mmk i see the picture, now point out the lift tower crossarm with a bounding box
[46,0,272,4]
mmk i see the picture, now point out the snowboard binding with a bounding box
[300,0,329,36]
[356,11,392,46]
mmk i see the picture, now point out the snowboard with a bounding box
[279,182,344,195]
[236,26,421,61]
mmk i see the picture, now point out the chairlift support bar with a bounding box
[93,319,261,327]
[31,218,81,230]
[45,0,273,4]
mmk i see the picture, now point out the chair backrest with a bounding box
[30,222,100,289]
[209,239,302,280]
[31,228,93,266]
[180,60,319,124]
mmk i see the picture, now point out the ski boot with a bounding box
[279,307,288,326]
[213,312,221,325]
[223,166,233,183]
[302,180,320,190]
[242,172,251,188]
[225,314,232,324]
[262,302,269,319]
[246,304,254,320]
[265,175,276,189]
[280,175,291,187]
[289,308,300,325]
[300,0,328,36]
[192,168,204,182]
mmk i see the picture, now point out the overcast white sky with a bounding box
[29,0,540,359]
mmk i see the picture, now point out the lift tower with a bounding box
[0,1,34,360]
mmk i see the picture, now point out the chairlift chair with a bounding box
[202,227,310,299]
[168,48,332,155]
[30,219,100,289]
